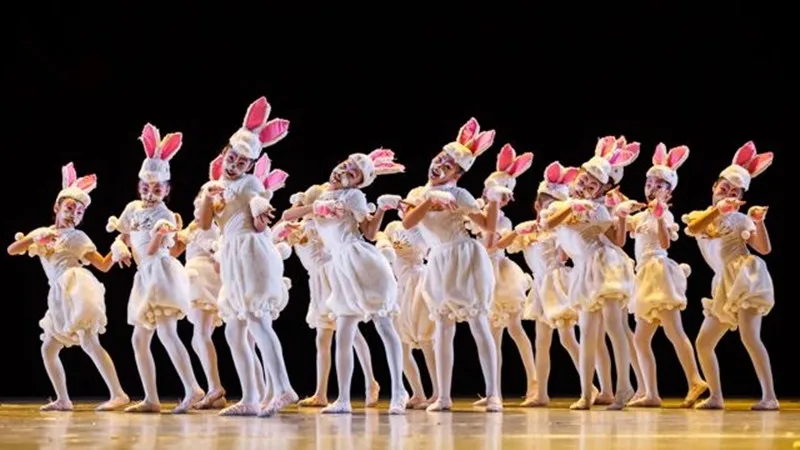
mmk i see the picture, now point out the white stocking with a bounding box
[490,326,504,397]
[626,318,645,395]
[224,320,258,404]
[660,310,704,391]
[249,332,269,402]
[695,315,728,403]
[575,310,602,408]
[247,314,294,397]
[420,342,439,400]
[189,309,223,393]
[633,319,660,399]
[432,318,456,406]
[155,317,202,398]
[373,316,405,404]
[507,314,537,397]
[313,328,334,399]
[131,325,159,404]
[78,333,126,399]
[41,337,69,402]
[353,329,378,387]
[331,316,360,407]
[737,308,777,403]
[467,315,499,398]
[534,321,554,400]
[595,324,614,396]
[601,301,634,405]
[557,326,581,371]
[402,343,426,399]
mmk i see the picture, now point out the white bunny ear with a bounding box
[62,163,77,189]
[667,145,690,170]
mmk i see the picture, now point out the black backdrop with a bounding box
[3,3,788,400]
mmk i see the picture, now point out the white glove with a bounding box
[106,216,120,233]
[110,238,132,263]
[289,192,305,206]
[28,228,57,243]
[313,200,343,218]
[274,242,292,260]
[485,185,513,202]
[150,219,178,238]
[250,196,273,218]
[426,190,456,207]
[377,194,402,211]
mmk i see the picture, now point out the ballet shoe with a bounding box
[95,394,130,411]
[321,400,352,414]
[425,399,452,412]
[365,383,380,407]
[173,389,205,414]
[259,391,299,417]
[406,395,426,409]
[750,399,779,411]
[124,401,161,413]
[196,388,226,410]
[298,395,329,407]
[607,388,635,411]
[569,397,591,410]
[694,397,724,410]
[219,401,259,416]
[520,395,548,407]
[679,381,709,408]
[389,396,407,415]
[472,396,488,406]
[629,390,646,404]
[485,396,503,412]
[627,396,662,407]
[40,399,73,412]
[593,392,614,405]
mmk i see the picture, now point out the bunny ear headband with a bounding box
[138,123,183,183]
[485,143,534,191]
[581,135,639,185]
[442,118,496,171]
[537,161,579,201]
[346,148,405,188]
[228,96,290,160]
[646,142,689,188]
[254,154,289,193]
[718,141,773,191]
[57,162,97,206]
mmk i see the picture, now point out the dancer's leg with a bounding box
[373,316,407,413]
[402,343,426,406]
[628,319,660,407]
[594,327,615,405]
[322,316,359,414]
[474,325,503,406]
[532,321,554,405]
[420,342,439,403]
[507,314,537,403]
[625,315,646,402]
[125,326,160,413]
[353,329,380,406]
[247,314,297,416]
[467,315,502,412]
[219,320,259,416]
[426,317,456,412]
[155,316,204,413]
[738,308,779,410]
[570,310,602,410]
[299,328,333,406]
[40,337,72,411]
[601,300,635,410]
[78,333,129,411]
[659,309,707,407]
[693,315,728,409]
[189,309,225,408]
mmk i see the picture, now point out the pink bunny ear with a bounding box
[140,123,160,158]
[61,162,77,189]
[561,166,579,184]
[544,162,562,183]
[254,154,271,180]
[497,144,516,171]
[369,148,395,160]
[74,174,97,193]
[652,143,667,165]
[608,149,638,168]
[259,119,290,147]
[595,136,616,156]
[667,145,690,170]
[209,154,224,180]
[244,97,271,131]
[457,118,479,145]
[471,130,496,155]
[158,132,183,161]
[265,169,289,191]
[625,141,641,155]
[508,152,534,177]
[733,141,757,166]
[746,152,773,177]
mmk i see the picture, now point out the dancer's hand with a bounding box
[747,205,768,222]
[377,194,402,211]
[254,210,274,230]
[156,223,178,236]
[29,228,57,244]
[648,199,668,219]
[716,198,745,215]
[426,190,457,210]
[614,200,647,218]
[515,220,540,235]
[313,200,343,218]
[485,185,514,203]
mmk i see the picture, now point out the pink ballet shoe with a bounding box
[694,397,724,410]
[124,401,161,413]
[627,396,662,407]
[472,396,487,407]
[219,401,259,416]
[607,388,635,411]
[321,400,352,414]
[485,396,503,413]
[679,381,708,408]
[95,394,130,411]
[569,397,591,410]
[173,389,205,414]
[40,399,73,412]
[751,399,779,411]
[365,382,380,407]
[520,395,548,407]
[196,388,226,410]
[389,397,407,415]
[298,395,328,407]
[258,391,299,417]
[425,399,452,412]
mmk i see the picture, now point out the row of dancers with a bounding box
[8,96,779,417]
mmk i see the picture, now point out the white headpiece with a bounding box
[609,136,641,184]
[442,118,496,171]
[57,162,97,206]
[484,144,534,192]
[537,161,579,201]
[718,141,773,191]
[581,136,638,185]
[346,148,405,188]
[646,143,689,188]
[228,96,290,160]
[138,123,183,183]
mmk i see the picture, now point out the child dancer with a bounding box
[375,200,438,409]
[625,143,708,407]
[401,118,502,412]
[106,124,204,413]
[196,96,297,417]
[275,184,381,408]
[684,141,778,410]
[539,138,637,410]
[281,149,407,414]
[499,162,613,406]
[8,163,129,412]
[471,144,537,406]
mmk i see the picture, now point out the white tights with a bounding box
[434,315,498,406]
[401,341,438,402]
[41,333,127,405]
[131,316,201,406]
[311,327,377,400]
[695,308,777,408]
[188,309,223,395]
[491,313,536,399]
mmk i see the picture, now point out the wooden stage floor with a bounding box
[0,399,797,449]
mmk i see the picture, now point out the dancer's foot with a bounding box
[389,396,407,415]
[321,400,352,414]
[607,387,635,411]
[96,394,130,411]
[196,388,226,410]
[485,396,503,413]
[521,394,548,407]
[298,395,328,407]
[629,389,646,404]
[124,401,160,413]
[365,382,380,407]
[472,396,487,406]
[173,389,205,414]
[627,395,662,407]
[594,391,614,405]
[406,395,427,409]
[679,381,709,408]
[590,386,600,405]
[569,397,591,410]
[219,401,259,416]
[751,398,780,411]
[425,398,453,412]
[259,391,299,417]
[694,396,724,410]
[40,399,73,412]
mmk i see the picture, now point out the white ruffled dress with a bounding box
[381,220,434,348]
[293,219,336,330]
[214,174,289,322]
[29,227,107,346]
[179,223,223,327]
[313,187,399,321]
[683,210,774,330]
[545,200,634,312]
[628,210,690,324]
[116,201,191,329]
[411,184,495,322]
[511,230,577,328]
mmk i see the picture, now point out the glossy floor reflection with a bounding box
[0,399,797,449]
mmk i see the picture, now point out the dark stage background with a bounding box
[3,3,787,401]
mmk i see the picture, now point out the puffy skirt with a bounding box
[702,254,774,331]
[489,257,531,328]
[421,239,494,322]
[185,255,223,327]
[128,254,190,329]
[326,241,399,321]
[40,267,107,347]
[306,265,335,330]
[631,256,690,324]
[217,233,288,322]
[395,268,434,348]
[569,244,635,312]
[527,267,578,329]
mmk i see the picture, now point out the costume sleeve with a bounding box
[730,211,757,241]
[341,189,373,223]
[114,201,139,234]
[453,187,481,213]
[68,230,98,263]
